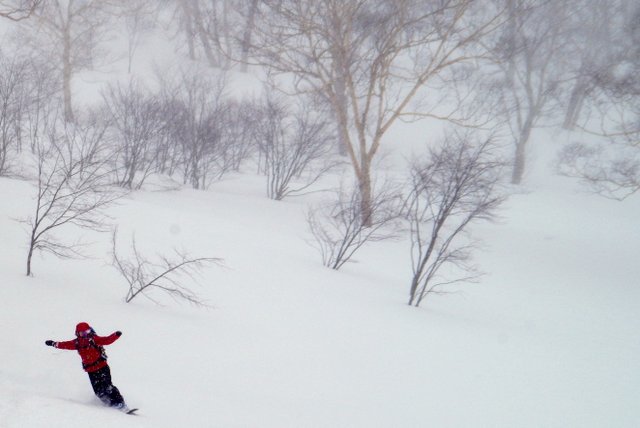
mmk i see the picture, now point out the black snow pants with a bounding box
[87,365,125,407]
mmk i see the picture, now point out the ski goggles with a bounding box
[77,328,94,338]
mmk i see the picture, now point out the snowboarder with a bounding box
[45,322,132,413]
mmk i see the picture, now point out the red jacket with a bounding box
[53,332,120,372]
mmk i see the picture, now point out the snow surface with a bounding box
[1,15,640,428]
[2,135,639,427]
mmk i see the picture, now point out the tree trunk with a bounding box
[27,248,33,276]
[240,0,259,72]
[182,0,196,60]
[510,94,539,183]
[563,81,587,130]
[408,277,420,305]
[506,0,517,84]
[511,135,529,184]
[26,234,35,276]
[62,24,75,123]
[192,0,218,68]
[333,72,348,156]
[358,159,373,227]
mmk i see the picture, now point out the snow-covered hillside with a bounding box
[1,142,639,427]
[1,4,639,427]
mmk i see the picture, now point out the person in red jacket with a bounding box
[45,322,130,412]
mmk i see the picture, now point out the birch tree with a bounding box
[30,0,114,122]
[250,0,504,225]
[487,0,568,184]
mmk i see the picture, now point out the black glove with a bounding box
[45,340,55,347]
[115,331,122,337]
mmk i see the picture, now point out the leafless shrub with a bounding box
[22,114,122,276]
[152,96,183,177]
[20,57,59,155]
[558,38,640,201]
[111,229,222,305]
[557,141,639,200]
[307,181,401,270]
[102,80,165,189]
[405,131,506,307]
[254,95,339,200]
[57,109,112,176]
[0,51,29,175]
[223,99,260,172]
[160,70,233,189]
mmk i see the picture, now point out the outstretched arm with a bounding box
[94,331,122,346]
[45,339,77,350]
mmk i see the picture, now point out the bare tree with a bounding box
[405,131,506,307]
[254,94,339,200]
[120,0,158,74]
[0,51,29,175]
[240,0,259,72]
[23,113,121,276]
[557,2,640,200]
[560,0,630,130]
[486,0,568,184]
[173,0,220,67]
[102,80,164,189]
[307,180,400,270]
[558,102,640,201]
[250,0,504,225]
[20,56,59,154]
[175,0,256,70]
[149,75,184,176]
[164,70,232,188]
[111,229,222,305]
[557,140,639,200]
[29,0,115,122]
[0,0,41,21]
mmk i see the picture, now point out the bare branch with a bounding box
[307,179,401,270]
[0,0,41,21]
[111,229,223,306]
[405,130,506,307]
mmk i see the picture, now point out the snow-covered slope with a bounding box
[1,9,639,427]
[1,146,639,427]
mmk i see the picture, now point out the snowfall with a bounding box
[1,21,640,428]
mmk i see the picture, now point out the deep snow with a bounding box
[1,140,639,427]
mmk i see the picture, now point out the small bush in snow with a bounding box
[404,131,506,307]
[307,181,401,270]
[253,94,340,201]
